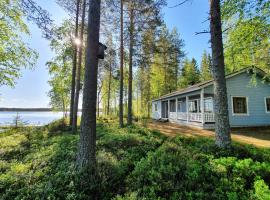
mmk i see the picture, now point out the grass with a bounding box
[1,119,270,200]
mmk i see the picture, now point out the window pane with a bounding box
[204,98,213,112]
[266,98,270,112]
[170,100,176,112]
[189,100,199,113]
[177,101,181,112]
[233,97,247,114]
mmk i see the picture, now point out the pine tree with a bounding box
[119,0,124,127]
[179,58,200,88]
[210,0,231,148]
[72,0,87,132]
[76,0,101,170]
[69,0,80,126]
[200,50,212,81]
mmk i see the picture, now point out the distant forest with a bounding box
[0,108,52,112]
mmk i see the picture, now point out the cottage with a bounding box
[152,67,270,129]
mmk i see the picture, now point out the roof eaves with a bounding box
[152,66,267,102]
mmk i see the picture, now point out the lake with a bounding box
[0,111,80,126]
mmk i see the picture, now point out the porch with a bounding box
[169,112,215,123]
[161,88,215,126]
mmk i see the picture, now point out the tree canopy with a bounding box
[0,0,38,87]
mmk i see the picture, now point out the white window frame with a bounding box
[231,96,249,116]
[265,97,270,113]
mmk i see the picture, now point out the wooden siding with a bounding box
[152,100,161,119]
[152,71,270,128]
[206,72,270,127]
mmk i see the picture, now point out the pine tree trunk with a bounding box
[127,8,134,125]
[72,0,86,132]
[69,0,80,126]
[97,92,100,117]
[119,0,124,127]
[107,61,112,116]
[76,0,101,170]
[209,0,231,148]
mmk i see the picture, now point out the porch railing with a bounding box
[177,112,188,120]
[204,113,215,122]
[169,112,177,120]
[189,113,202,122]
[175,112,215,123]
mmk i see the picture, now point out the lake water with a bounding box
[0,111,80,126]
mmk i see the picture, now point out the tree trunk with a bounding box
[97,98,99,117]
[76,0,101,170]
[72,0,86,132]
[107,61,112,116]
[119,0,124,127]
[69,0,80,126]
[62,96,65,118]
[127,8,134,125]
[210,0,231,148]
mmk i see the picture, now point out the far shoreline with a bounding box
[0,108,52,112]
[0,108,82,112]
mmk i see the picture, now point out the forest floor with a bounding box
[1,119,270,199]
[147,121,270,148]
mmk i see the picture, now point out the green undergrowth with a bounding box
[0,119,270,200]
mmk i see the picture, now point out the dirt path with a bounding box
[147,121,270,148]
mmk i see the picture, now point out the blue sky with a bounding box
[0,0,210,108]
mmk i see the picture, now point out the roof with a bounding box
[152,66,267,102]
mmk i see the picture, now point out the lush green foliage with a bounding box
[0,0,38,87]
[150,26,185,98]
[222,0,270,73]
[200,50,212,81]
[46,20,74,114]
[178,58,201,88]
[1,121,270,199]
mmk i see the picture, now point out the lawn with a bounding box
[1,119,270,200]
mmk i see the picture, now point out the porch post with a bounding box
[176,97,178,120]
[186,96,189,123]
[168,99,170,119]
[201,88,205,124]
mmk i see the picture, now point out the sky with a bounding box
[0,0,210,108]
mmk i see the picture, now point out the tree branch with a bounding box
[168,0,191,8]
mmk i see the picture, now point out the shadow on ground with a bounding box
[147,121,270,148]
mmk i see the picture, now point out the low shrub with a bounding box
[46,118,69,134]
[124,137,270,200]
[1,121,270,200]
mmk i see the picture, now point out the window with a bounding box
[204,98,213,113]
[265,97,270,113]
[154,103,158,112]
[232,97,248,115]
[177,100,182,112]
[170,100,176,112]
[189,100,200,113]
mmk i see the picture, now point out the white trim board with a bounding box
[231,96,249,116]
[265,97,270,114]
